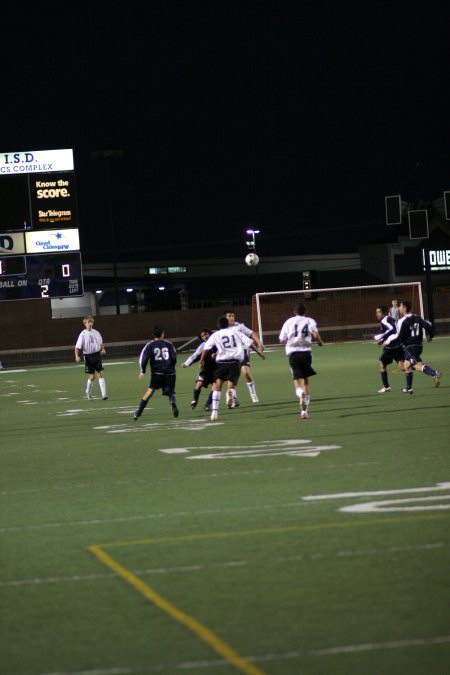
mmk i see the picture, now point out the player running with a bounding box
[134,326,179,420]
[374,305,399,393]
[225,309,264,403]
[199,315,247,421]
[382,299,441,394]
[279,303,324,419]
[182,327,216,411]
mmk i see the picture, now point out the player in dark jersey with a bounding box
[374,306,399,393]
[383,300,441,394]
[182,328,216,411]
[134,326,179,419]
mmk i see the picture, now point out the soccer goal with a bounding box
[252,282,423,346]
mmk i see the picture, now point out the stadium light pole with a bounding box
[246,228,260,254]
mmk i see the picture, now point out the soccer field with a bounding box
[1,339,449,675]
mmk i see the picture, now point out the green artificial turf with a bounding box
[1,339,449,675]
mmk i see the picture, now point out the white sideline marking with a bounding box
[34,634,450,674]
[0,501,305,533]
[160,439,341,460]
[302,482,450,514]
[302,482,450,501]
[341,494,450,513]
[311,635,450,655]
[94,419,223,432]
[1,542,444,588]
[0,362,130,375]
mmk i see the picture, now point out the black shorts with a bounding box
[84,352,104,374]
[213,360,241,386]
[404,345,423,367]
[288,351,316,379]
[149,372,176,396]
[197,355,215,388]
[379,346,404,367]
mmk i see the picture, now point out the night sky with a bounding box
[2,1,450,261]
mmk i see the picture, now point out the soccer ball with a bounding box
[245,253,259,267]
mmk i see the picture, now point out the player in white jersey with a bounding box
[225,310,264,403]
[200,315,247,421]
[279,303,323,419]
[75,316,108,400]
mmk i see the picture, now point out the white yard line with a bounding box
[1,542,444,588]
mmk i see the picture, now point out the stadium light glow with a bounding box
[245,228,260,252]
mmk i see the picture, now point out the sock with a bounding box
[99,377,107,397]
[192,388,201,403]
[229,388,236,403]
[247,381,256,397]
[86,379,93,395]
[295,387,304,399]
[135,399,148,416]
[212,390,220,412]
[381,372,389,388]
[405,372,413,389]
[206,391,213,405]
[305,394,311,408]
[421,364,436,377]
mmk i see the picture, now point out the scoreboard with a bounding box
[0,148,84,302]
[0,252,83,301]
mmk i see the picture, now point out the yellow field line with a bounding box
[96,513,450,549]
[88,544,267,675]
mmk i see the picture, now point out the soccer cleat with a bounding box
[133,411,140,420]
[300,410,309,419]
[210,410,218,421]
[234,398,240,408]
[378,387,391,393]
[190,400,197,409]
[86,393,93,400]
[251,393,259,403]
[102,396,108,401]
[434,370,441,387]
[401,388,413,395]
[203,403,211,412]
[171,401,179,418]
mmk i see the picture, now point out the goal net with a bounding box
[252,282,423,346]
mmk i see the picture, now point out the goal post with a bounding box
[252,282,423,346]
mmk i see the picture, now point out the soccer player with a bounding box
[374,305,398,393]
[279,303,323,419]
[74,316,108,400]
[182,327,216,411]
[199,315,247,421]
[382,299,441,394]
[134,326,179,420]
[225,309,264,403]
